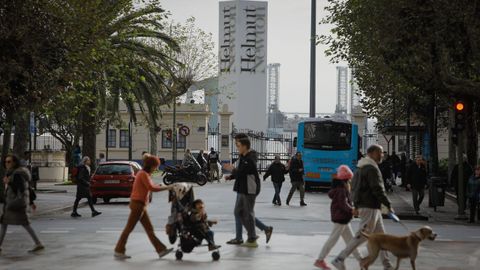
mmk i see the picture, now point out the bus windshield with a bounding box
[303,121,352,150]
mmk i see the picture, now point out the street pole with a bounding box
[128,115,132,161]
[172,97,177,164]
[309,0,316,118]
[406,98,411,160]
[455,129,467,219]
[105,120,109,161]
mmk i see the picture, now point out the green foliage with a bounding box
[321,0,480,127]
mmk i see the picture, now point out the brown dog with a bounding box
[360,226,437,270]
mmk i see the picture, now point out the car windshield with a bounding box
[303,121,352,150]
[95,164,132,175]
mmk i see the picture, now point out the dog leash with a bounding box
[388,212,411,232]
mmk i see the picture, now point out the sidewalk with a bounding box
[0,182,86,217]
[388,184,476,225]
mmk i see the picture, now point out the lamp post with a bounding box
[309,0,317,118]
[172,95,177,164]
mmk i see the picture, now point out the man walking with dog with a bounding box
[332,144,394,270]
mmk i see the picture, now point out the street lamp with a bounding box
[309,0,317,118]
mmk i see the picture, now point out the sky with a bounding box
[160,0,344,114]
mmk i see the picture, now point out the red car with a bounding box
[90,161,142,204]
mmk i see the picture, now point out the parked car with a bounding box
[90,161,142,204]
[190,150,223,180]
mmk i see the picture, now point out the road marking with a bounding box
[96,230,120,233]
[40,230,69,234]
[101,227,123,230]
[436,238,453,242]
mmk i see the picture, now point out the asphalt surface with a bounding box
[1,180,479,270]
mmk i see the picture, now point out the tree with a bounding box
[321,0,480,173]
[48,0,180,163]
[0,0,65,162]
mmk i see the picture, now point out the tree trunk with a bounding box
[149,127,158,156]
[0,112,14,201]
[465,100,478,167]
[13,110,29,159]
[82,91,98,170]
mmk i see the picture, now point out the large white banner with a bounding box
[219,0,268,131]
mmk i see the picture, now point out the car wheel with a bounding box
[103,197,111,204]
[92,197,97,204]
[175,250,183,260]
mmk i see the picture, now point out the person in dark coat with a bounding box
[196,150,207,169]
[286,152,307,206]
[71,156,101,218]
[389,151,401,181]
[407,155,428,214]
[451,157,473,210]
[0,154,44,253]
[263,155,288,206]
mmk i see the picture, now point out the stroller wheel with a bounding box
[175,250,183,260]
[212,251,220,261]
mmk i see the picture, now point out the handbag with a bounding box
[7,192,27,211]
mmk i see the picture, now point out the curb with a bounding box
[35,202,88,217]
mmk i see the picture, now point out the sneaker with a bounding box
[331,258,346,270]
[265,226,273,244]
[314,259,332,270]
[114,252,131,260]
[92,211,102,217]
[208,244,221,251]
[28,244,45,253]
[226,239,244,245]
[71,212,81,218]
[241,239,258,248]
[158,248,173,258]
[300,201,307,207]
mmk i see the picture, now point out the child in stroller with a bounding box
[166,183,221,261]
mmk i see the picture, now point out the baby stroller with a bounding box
[166,183,221,261]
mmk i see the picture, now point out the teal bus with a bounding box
[294,118,360,189]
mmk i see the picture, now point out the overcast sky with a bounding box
[160,0,344,114]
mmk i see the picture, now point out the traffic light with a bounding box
[454,101,466,131]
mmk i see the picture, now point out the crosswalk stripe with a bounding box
[40,230,69,233]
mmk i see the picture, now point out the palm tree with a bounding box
[53,1,182,162]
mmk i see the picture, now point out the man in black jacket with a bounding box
[264,156,288,206]
[286,152,307,206]
[224,135,263,248]
[407,155,428,214]
[332,144,393,270]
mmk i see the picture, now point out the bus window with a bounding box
[303,122,352,151]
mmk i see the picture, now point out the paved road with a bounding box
[1,181,479,270]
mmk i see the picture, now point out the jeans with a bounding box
[72,195,96,213]
[287,181,305,203]
[318,223,362,261]
[115,200,166,254]
[412,188,425,212]
[272,182,283,204]
[336,208,392,268]
[0,224,42,247]
[205,230,215,245]
[233,193,257,240]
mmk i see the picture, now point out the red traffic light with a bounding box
[455,102,465,111]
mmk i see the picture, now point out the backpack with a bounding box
[71,166,80,184]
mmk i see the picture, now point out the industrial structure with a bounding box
[267,63,284,134]
[336,66,349,114]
